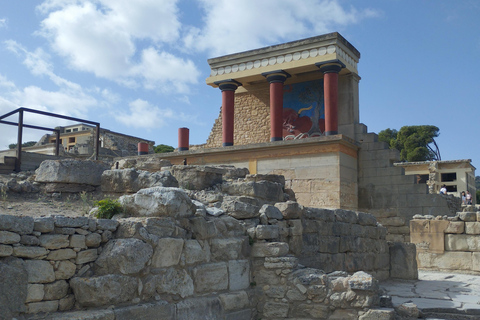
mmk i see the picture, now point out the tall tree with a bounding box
[378,125,441,162]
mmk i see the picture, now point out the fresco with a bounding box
[283,79,325,139]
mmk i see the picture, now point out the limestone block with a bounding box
[445,234,468,251]
[472,252,480,272]
[0,244,13,257]
[0,230,21,244]
[34,217,55,233]
[119,187,196,218]
[55,261,76,280]
[47,248,77,260]
[114,301,175,320]
[466,236,480,251]
[85,233,102,247]
[46,309,115,320]
[288,219,303,236]
[222,196,260,219]
[332,222,351,236]
[176,297,224,320]
[228,260,250,291]
[25,260,55,283]
[193,262,228,292]
[264,256,298,269]
[156,268,194,298]
[13,246,48,259]
[388,242,417,280]
[184,239,210,264]
[222,180,284,202]
[26,284,44,303]
[144,217,176,237]
[459,212,477,222]
[70,275,138,307]
[356,211,377,226]
[291,303,329,318]
[304,207,336,221]
[335,209,358,224]
[211,237,246,261]
[39,234,69,250]
[255,225,279,239]
[359,308,397,320]
[21,235,40,246]
[151,238,184,268]
[318,236,340,253]
[259,204,283,221]
[251,242,289,257]
[101,168,178,193]
[262,301,289,318]
[410,230,445,254]
[378,216,405,227]
[219,291,249,311]
[96,238,153,275]
[44,280,69,300]
[54,216,89,228]
[96,219,119,231]
[171,165,223,190]
[444,221,465,234]
[0,257,27,318]
[58,294,75,311]
[275,201,303,219]
[35,159,109,185]
[190,217,217,239]
[27,300,58,314]
[265,285,288,298]
[0,215,34,234]
[465,222,480,234]
[76,249,98,264]
[419,252,473,270]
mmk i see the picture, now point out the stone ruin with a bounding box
[0,159,418,320]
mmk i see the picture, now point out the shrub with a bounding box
[94,198,122,219]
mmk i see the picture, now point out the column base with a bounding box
[178,147,189,151]
[270,137,283,142]
[324,131,338,136]
[137,151,148,155]
[223,142,233,147]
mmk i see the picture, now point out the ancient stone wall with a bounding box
[411,206,480,273]
[206,89,271,148]
[357,130,460,242]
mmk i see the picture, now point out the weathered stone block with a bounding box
[176,297,224,320]
[222,180,284,202]
[0,215,34,234]
[54,216,89,228]
[262,301,289,318]
[47,248,77,260]
[465,222,480,234]
[101,168,178,193]
[184,240,210,264]
[69,234,86,248]
[34,217,55,233]
[27,300,58,314]
[459,212,477,222]
[44,280,69,300]
[219,291,249,311]
[228,260,250,291]
[96,238,153,275]
[275,201,303,219]
[251,242,289,257]
[25,260,55,283]
[211,237,246,261]
[55,260,76,280]
[255,225,279,239]
[13,246,48,259]
[156,268,194,298]
[444,221,465,234]
[26,284,44,303]
[193,262,228,292]
[171,165,223,190]
[388,242,417,280]
[39,234,69,250]
[0,257,27,318]
[46,309,115,320]
[85,233,102,247]
[445,234,468,251]
[0,244,13,257]
[76,249,98,264]
[151,238,184,268]
[472,252,480,272]
[35,159,109,185]
[222,196,260,219]
[70,275,138,307]
[418,251,473,270]
[0,230,21,244]
[259,204,283,221]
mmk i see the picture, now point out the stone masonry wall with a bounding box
[206,89,271,148]
[357,129,458,243]
[411,206,480,273]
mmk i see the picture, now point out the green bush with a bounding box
[94,198,122,219]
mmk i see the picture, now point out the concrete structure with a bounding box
[395,159,476,202]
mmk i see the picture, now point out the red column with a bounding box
[137,142,149,155]
[263,71,290,141]
[215,80,241,146]
[178,127,189,151]
[317,61,344,136]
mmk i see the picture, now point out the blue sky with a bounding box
[0,0,479,170]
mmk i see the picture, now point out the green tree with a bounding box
[8,141,37,149]
[154,144,174,153]
[378,125,440,162]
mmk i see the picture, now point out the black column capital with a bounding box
[262,70,291,83]
[214,79,242,91]
[316,59,345,74]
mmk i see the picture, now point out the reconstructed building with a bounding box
[120,32,475,241]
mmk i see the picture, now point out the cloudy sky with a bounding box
[0,0,479,169]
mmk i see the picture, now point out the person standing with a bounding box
[461,191,467,205]
[466,191,473,205]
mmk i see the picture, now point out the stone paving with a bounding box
[381,270,480,319]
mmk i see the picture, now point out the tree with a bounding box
[154,144,174,153]
[476,176,480,203]
[378,125,441,162]
[8,141,37,149]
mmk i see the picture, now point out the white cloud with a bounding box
[0,18,6,28]
[185,0,379,56]
[36,0,198,93]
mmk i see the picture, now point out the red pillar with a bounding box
[137,142,149,155]
[178,127,189,151]
[214,80,241,146]
[263,71,290,141]
[317,61,344,136]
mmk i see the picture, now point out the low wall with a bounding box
[410,207,480,273]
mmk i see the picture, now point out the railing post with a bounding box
[15,109,23,172]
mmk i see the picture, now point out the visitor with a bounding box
[466,191,473,205]
[461,191,466,205]
[439,185,447,195]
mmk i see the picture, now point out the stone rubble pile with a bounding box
[0,160,417,319]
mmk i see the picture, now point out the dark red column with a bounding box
[137,142,149,155]
[316,60,345,136]
[178,127,189,151]
[263,71,290,142]
[214,80,242,146]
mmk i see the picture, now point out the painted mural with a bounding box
[283,79,325,139]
